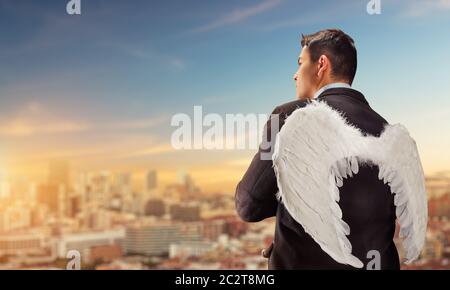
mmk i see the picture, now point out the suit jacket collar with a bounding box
[316,87,370,106]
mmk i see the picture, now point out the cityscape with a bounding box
[1,0,450,271]
[0,161,448,270]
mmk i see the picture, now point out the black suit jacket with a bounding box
[235,87,400,270]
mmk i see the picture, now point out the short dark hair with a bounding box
[301,29,357,84]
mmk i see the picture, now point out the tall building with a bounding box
[112,173,132,213]
[68,194,82,218]
[85,171,112,207]
[146,170,157,191]
[37,184,66,217]
[37,184,58,213]
[115,173,132,196]
[48,160,70,189]
[177,170,197,194]
[116,173,131,188]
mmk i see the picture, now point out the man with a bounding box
[235,29,426,269]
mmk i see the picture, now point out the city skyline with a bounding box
[0,159,448,270]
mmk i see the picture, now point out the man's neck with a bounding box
[313,82,351,99]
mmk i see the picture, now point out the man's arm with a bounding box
[235,106,283,222]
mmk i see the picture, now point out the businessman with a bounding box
[234,29,427,270]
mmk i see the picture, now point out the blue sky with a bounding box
[0,0,449,190]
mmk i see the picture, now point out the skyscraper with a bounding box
[48,160,70,189]
[177,170,195,193]
[146,170,157,191]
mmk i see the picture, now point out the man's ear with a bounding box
[317,55,329,78]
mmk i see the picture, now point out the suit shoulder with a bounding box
[274,99,309,117]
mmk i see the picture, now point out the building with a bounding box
[169,204,201,222]
[201,219,226,241]
[177,171,198,194]
[0,232,49,256]
[146,170,157,191]
[48,160,70,189]
[0,204,31,232]
[144,199,165,217]
[169,241,215,259]
[56,229,125,263]
[37,184,65,216]
[90,244,123,264]
[125,222,202,256]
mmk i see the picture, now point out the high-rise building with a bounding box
[83,171,112,207]
[37,184,59,213]
[68,194,82,218]
[115,172,132,197]
[146,170,157,191]
[48,160,70,189]
[116,173,131,188]
[37,184,66,217]
[177,170,197,194]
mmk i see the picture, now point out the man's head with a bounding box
[294,29,357,100]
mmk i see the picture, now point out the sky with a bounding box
[0,0,450,192]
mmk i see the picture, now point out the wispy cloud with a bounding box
[0,102,168,137]
[258,0,357,32]
[107,116,168,130]
[109,42,187,71]
[117,144,175,158]
[401,0,450,17]
[0,119,89,137]
[259,10,334,32]
[188,0,283,34]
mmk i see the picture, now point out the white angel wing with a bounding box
[272,100,428,268]
[374,124,428,264]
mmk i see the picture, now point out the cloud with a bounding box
[109,42,187,71]
[5,130,167,168]
[0,119,89,137]
[188,0,283,34]
[257,0,359,32]
[106,116,168,130]
[401,0,450,17]
[0,102,168,137]
[117,144,175,158]
[259,10,333,32]
[168,58,187,71]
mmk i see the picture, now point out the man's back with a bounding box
[269,87,399,269]
[235,87,400,269]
